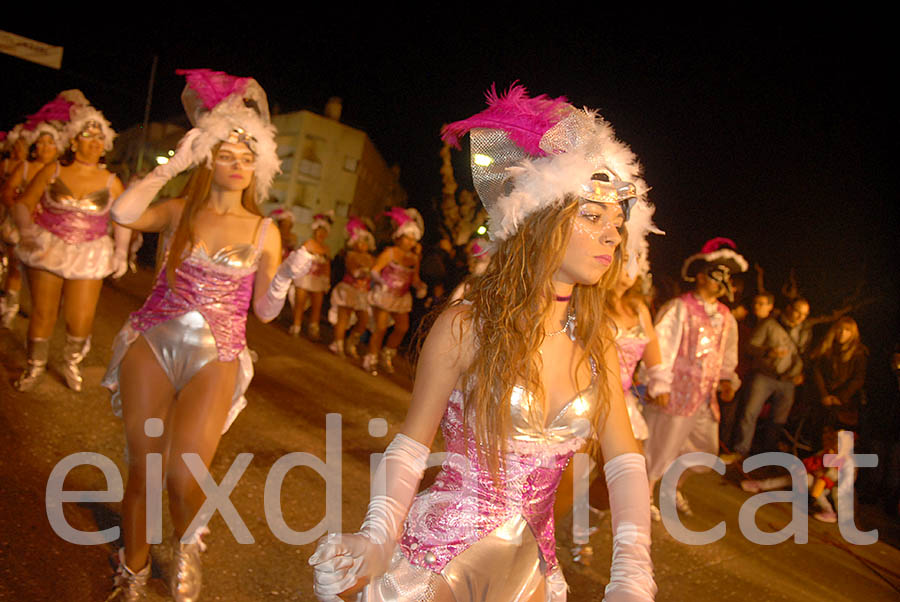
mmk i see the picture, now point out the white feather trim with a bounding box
[63,105,116,151]
[188,100,280,201]
[681,248,749,281]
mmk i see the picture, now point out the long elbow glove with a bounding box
[604,453,656,602]
[309,434,429,601]
[256,247,315,321]
[645,364,670,400]
[111,129,201,225]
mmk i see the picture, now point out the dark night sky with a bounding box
[2,15,897,383]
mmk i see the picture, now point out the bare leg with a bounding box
[384,311,409,349]
[119,336,177,572]
[61,278,103,337]
[351,310,368,335]
[25,267,63,339]
[291,288,309,332]
[334,306,352,343]
[309,292,324,326]
[165,359,238,537]
[368,308,391,355]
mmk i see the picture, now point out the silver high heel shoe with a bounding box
[62,334,90,391]
[170,527,208,602]
[345,332,361,359]
[380,347,397,374]
[106,548,150,602]
[14,338,49,392]
[362,352,378,375]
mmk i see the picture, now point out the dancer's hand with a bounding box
[282,247,316,280]
[111,247,129,279]
[650,392,669,407]
[159,128,202,178]
[309,533,389,601]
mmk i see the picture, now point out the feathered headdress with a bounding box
[60,90,116,151]
[22,95,73,150]
[310,212,334,234]
[441,83,660,277]
[681,237,749,301]
[384,206,424,241]
[176,68,280,201]
[345,216,375,249]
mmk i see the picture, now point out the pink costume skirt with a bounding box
[368,286,412,314]
[330,281,369,312]
[16,222,114,280]
[102,310,253,435]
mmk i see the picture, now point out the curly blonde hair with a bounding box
[453,197,625,475]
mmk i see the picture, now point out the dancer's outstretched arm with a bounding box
[597,341,656,602]
[309,304,473,601]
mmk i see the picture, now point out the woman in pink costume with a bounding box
[329,216,376,358]
[362,206,426,374]
[101,69,313,601]
[290,212,332,339]
[310,85,656,602]
[0,99,67,328]
[12,91,131,392]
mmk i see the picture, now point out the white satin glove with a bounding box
[603,453,656,602]
[547,567,569,601]
[644,364,669,400]
[309,433,429,601]
[256,247,316,321]
[111,129,201,225]
[111,247,129,279]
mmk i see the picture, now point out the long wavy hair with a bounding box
[165,150,260,287]
[441,197,625,475]
[812,316,867,366]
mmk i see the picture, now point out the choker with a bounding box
[554,294,572,302]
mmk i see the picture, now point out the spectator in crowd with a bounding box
[807,317,868,448]
[726,297,811,462]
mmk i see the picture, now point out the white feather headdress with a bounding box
[177,69,280,201]
[442,84,661,277]
[60,90,116,151]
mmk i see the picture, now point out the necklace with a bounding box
[546,312,575,337]
[554,294,572,302]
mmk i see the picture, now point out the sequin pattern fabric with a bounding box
[666,293,730,419]
[400,387,592,575]
[128,243,259,362]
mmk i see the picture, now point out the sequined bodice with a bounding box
[45,176,112,214]
[380,260,414,294]
[400,382,595,575]
[616,322,650,392]
[129,220,269,362]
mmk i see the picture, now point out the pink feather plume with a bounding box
[384,206,411,225]
[441,83,570,156]
[701,237,737,253]
[346,216,367,235]
[25,96,73,128]
[176,69,251,111]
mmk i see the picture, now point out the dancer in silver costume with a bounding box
[12,91,130,392]
[0,104,64,328]
[310,85,657,602]
[101,69,313,602]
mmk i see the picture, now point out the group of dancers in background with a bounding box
[0,68,764,601]
[280,204,428,377]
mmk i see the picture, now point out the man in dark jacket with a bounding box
[729,297,811,459]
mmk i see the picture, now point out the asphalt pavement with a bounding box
[1,266,898,601]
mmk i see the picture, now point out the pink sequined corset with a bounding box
[34,177,111,244]
[616,323,650,392]
[379,260,414,295]
[308,253,330,277]
[668,293,730,418]
[129,240,263,362]
[400,385,594,574]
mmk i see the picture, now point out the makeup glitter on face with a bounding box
[557,202,623,286]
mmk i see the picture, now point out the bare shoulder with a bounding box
[425,303,476,369]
